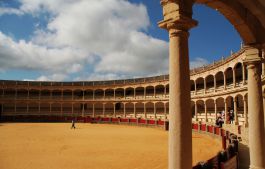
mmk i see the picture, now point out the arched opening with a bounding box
[146,102,154,119]
[84,89,93,99]
[135,102,144,118]
[215,71,224,91]
[40,103,50,115]
[16,102,27,115]
[225,67,233,89]
[105,89,114,99]
[104,103,114,117]
[135,87,144,98]
[125,102,134,117]
[62,90,72,100]
[52,90,62,100]
[155,102,165,119]
[235,94,244,125]
[146,86,154,98]
[115,88,124,99]
[94,89,104,100]
[155,85,165,98]
[115,102,124,117]
[125,87,134,98]
[165,84,169,97]
[28,102,39,115]
[205,75,214,93]
[191,101,195,118]
[195,77,204,94]
[190,80,195,94]
[29,89,39,99]
[17,89,28,99]
[62,103,72,116]
[196,100,205,122]
[205,99,215,123]
[234,62,243,86]
[73,90,83,100]
[51,103,61,116]
[94,103,103,117]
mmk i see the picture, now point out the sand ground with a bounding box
[0,123,222,169]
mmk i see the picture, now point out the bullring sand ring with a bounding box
[0,123,222,169]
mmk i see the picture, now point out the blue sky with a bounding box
[0,0,241,81]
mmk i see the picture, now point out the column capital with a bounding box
[243,46,263,66]
[158,17,197,33]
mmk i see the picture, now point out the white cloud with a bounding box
[0,0,170,81]
[190,57,209,69]
[0,7,23,16]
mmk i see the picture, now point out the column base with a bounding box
[249,165,265,169]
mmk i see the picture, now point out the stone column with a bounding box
[224,72,227,90]
[144,88,146,99]
[194,102,198,121]
[243,46,265,169]
[243,97,248,127]
[224,100,228,124]
[233,68,236,87]
[144,103,147,118]
[194,80,197,95]
[242,64,246,85]
[234,99,238,125]
[92,104,95,117]
[133,103,136,118]
[204,78,206,94]
[214,100,218,121]
[154,103,157,118]
[159,1,197,168]
[154,87,156,98]
[93,90,95,100]
[123,103,126,117]
[214,76,217,92]
[205,102,208,122]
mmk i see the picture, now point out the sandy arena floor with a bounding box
[0,123,222,169]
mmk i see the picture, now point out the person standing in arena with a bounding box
[71,119,76,129]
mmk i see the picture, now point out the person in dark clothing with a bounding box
[71,119,76,129]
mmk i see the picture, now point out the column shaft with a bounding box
[195,102,198,121]
[168,29,192,169]
[244,98,248,127]
[244,47,265,169]
[234,100,238,125]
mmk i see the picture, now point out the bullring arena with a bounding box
[1,0,265,169]
[0,48,259,169]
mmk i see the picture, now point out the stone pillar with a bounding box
[144,103,147,118]
[194,102,198,121]
[243,46,265,169]
[92,103,95,117]
[123,103,126,117]
[214,76,217,92]
[214,100,218,121]
[242,64,246,85]
[154,103,157,118]
[224,100,228,124]
[93,90,95,100]
[133,103,136,118]
[224,72,227,90]
[114,89,116,100]
[154,87,156,98]
[233,68,236,87]
[234,99,239,125]
[144,88,146,99]
[243,97,248,127]
[159,1,197,168]
[134,88,136,99]
[204,78,206,94]
[103,90,106,100]
[205,102,208,122]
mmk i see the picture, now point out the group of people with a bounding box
[215,110,235,127]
